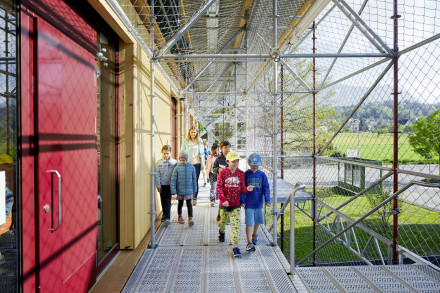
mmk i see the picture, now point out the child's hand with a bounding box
[247,185,254,192]
[241,203,246,207]
[157,188,162,193]
[265,203,271,207]
[223,201,229,207]
[193,192,196,196]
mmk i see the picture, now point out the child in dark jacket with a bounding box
[217,151,254,257]
[213,140,231,221]
[240,153,271,251]
[205,144,219,206]
[171,150,197,226]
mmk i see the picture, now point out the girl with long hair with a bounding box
[181,125,205,205]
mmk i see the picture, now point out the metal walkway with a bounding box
[122,184,440,293]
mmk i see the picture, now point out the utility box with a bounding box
[337,158,383,194]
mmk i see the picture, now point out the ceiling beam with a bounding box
[156,0,218,58]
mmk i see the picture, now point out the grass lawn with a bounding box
[332,133,439,164]
[269,193,440,265]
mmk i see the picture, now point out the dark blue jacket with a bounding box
[240,169,271,208]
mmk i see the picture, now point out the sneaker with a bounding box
[233,247,241,257]
[163,219,170,227]
[161,215,166,222]
[188,218,194,227]
[192,199,197,206]
[216,213,221,222]
[178,215,184,224]
[252,234,258,245]
[218,230,225,242]
[203,182,207,187]
[246,243,256,252]
[210,202,215,207]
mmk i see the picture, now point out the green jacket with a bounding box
[181,139,205,168]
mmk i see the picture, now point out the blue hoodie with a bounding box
[240,169,271,209]
[170,162,197,196]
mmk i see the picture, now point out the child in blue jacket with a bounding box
[155,145,177,226]
[240,153,271,251]
[171,150,197,226]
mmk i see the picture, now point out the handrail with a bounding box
[288,183,306,275]
[317,171,393,222]
[296,180,440,266]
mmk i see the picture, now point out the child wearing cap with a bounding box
[217,151,254,257]
[240,153,271,251]
[171,150,197,226]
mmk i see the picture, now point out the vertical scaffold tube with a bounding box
[234,63,238,148]
[312,21,317,264]
[272,0,279,245]
[280,64,284,252]
[150,0,157,248]
[392,0,400,265]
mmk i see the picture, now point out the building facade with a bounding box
[0,0,188,291]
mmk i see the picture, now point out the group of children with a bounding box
[155,141,270,257]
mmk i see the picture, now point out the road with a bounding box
[272,163,440,212]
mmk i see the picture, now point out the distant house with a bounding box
[348,118,360,131]
[365,117,377,131]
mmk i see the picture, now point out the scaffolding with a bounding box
[111,0,440,269]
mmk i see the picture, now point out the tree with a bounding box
[359,118,368,131]
[408,108,440,175]
[402,124,412,133]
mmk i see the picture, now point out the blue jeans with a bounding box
[193,163,201,200]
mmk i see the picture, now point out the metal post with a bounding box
[5,9,9,155]
[245,28,249,160]
[177,99,181,150]
[290,192,296,274]
[280,203,284,252]
[289,183,305,275]
[280,64,284,252]
[150,0,157,249]
[392,0,400,265]
[272,0,279,246]
[280,64,284,179]
[234,63,238,148]
[312,21,317,264]
[185,98,189,134]
[222,97,225,140]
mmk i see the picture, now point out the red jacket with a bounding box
[216,167,247,207]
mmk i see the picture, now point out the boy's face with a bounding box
[212,148,219,156]
[179,158,187,164]
[227,159,239,170]
[221,145,230,156]
[162,150,171,161]
[250,165,259,172]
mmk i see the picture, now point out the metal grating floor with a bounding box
[122,185,297,293]
[122,183,440,292]
[296,265,440,293]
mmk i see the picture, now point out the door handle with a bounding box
[50,170,62,231]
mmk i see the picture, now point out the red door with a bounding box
[21,11,98,292]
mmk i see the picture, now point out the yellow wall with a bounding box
[89,0,186,249]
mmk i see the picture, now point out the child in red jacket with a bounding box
[216,151,253,257]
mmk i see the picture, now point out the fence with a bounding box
[116,0,440,268]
